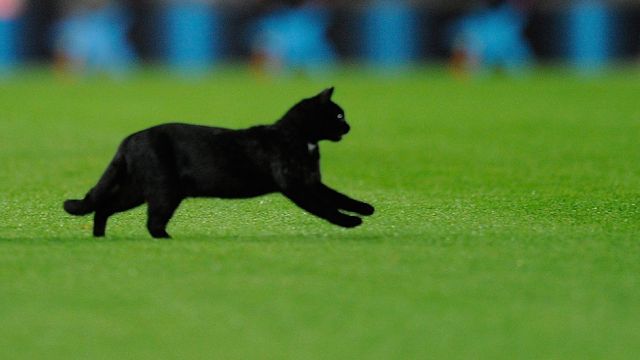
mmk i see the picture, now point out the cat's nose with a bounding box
[342,123,350,134]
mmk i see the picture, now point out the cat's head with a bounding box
[281,87,350,142]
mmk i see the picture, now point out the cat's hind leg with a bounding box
[92,181,145,237]
[146,195,181,239]
[93,211,111,237]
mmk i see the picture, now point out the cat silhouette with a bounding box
[64,88,374,238]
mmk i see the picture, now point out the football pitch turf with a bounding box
[1,68,639,359]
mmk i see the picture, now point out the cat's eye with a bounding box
[337,114,344,120]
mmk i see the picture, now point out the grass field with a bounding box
[1,68,639,359]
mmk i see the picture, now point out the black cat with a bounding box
[64,88,375,238]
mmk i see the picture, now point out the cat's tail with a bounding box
[64,149,127,216]
[63,199,94,215]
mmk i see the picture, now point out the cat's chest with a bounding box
[275,140,320,170]
[306,142,320,160]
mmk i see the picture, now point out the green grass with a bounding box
[1,68,640,359]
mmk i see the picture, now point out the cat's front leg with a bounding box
[282,187,362,228]
[318,184,375,216]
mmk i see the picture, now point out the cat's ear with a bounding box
[317,87,334,103]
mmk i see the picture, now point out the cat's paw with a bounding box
[149,228,172,239]
[339,216,363,228]
[357,203,375,216]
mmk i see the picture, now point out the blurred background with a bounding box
[1,0,639,77]
[2,3,640,357]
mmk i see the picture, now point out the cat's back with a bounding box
[144,122,231,140]
[121,122,229,149]
[122,122,284,164]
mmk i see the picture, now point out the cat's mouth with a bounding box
[336,125,350,141]
[330,131,347,142]
[328,124,350,141]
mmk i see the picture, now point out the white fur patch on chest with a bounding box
[307,142,317,153]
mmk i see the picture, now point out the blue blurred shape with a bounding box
[160,3,220,74]
[362,1,417,68]
[252,6,336,74]
[0,16,21,73]
[53,5,136,76]
[566,1,614,72]
[451,4,532,73]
